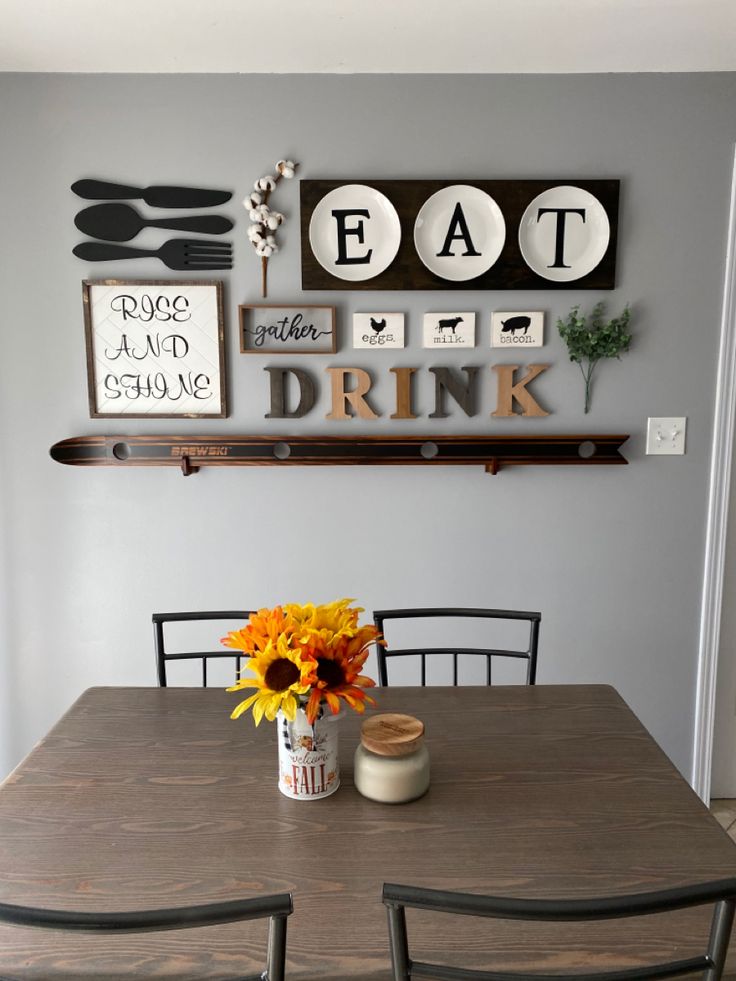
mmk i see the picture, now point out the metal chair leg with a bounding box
[386,903,411,981]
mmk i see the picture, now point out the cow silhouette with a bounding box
[501,315,531,336]
[370,317,386,334]
[437,316,464,334]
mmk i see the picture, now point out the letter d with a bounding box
[264,367,316,418]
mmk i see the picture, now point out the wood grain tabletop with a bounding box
[1,684,735,980]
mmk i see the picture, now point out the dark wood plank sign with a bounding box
[50,433,629,476]
[301,179,619,291]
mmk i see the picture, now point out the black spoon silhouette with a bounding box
[74,202,233,242]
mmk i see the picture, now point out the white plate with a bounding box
[414,185,506,282]
[518,185,610,282]
[308,184,401,282]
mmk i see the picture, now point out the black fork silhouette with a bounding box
[72,238,233,270]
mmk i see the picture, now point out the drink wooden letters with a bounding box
[265,365,551,419]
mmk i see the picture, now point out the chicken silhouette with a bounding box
[370,317,386,334]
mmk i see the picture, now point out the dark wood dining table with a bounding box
[1,684,735,980]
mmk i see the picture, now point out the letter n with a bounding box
[429,366,479,418]
[264,367,316,418]
[492,364,550,417]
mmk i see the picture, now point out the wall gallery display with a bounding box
[353,313,405,349]
[491,311,545,348]
[423,312,476,348]
[300,179,619,291]
[239,304,336,354]
[82,279,226,418]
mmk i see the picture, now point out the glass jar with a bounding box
[353,713,430,804]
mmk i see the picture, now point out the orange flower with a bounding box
[221,605,291,657]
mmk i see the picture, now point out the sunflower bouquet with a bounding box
[222,599,380,726]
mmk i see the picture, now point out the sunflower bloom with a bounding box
[227,634,312,725]
[302,624,378,725]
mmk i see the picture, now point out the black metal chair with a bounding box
[153,610,252,687]
[373,608,541,687]
[0,892,292,981]
[382,880,736,981]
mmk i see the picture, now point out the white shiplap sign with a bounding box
[83,280,226,418]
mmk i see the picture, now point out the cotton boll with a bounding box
[247,224,264,242]
[249,209,264,223]
[277,160,296,178]
[266,215,281,230]
[256,176,277,192]
[243,192,263,210]
[255,241,275,257]
[266,235,277,247]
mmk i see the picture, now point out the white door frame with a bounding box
[693,146,736,801]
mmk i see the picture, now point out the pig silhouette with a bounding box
[501,315,531,336]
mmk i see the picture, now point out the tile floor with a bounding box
[711,799,736,841]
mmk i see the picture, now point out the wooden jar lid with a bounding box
[360,714,425,757]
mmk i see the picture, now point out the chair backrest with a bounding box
[153,610,252,687]
[373,608,540,687]
[0,892,292,981]
[382,880,736,981]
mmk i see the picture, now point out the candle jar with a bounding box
[353,713,430,804]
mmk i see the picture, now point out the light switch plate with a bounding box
[646,417,687,455]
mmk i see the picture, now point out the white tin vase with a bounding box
[276,706,341,800]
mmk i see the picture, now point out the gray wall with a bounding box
[1,73,735,780]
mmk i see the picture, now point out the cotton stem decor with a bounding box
[244,159,298,297]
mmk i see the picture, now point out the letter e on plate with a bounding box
[308,184,401,282]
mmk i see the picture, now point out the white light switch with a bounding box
[646,417,687,455]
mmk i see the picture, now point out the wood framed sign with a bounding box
[300,178,619,291]
[82,280,226,418]
[239,304,336,354]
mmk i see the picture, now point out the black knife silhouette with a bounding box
[71,179,232,209]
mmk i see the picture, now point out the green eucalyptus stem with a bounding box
[557,303,632,415]
[580,362,596,414]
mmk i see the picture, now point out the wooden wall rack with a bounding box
[50,434,629,476]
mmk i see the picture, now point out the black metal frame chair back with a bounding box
[153,610,252,687]
[382,880,736,981]
[373,608,541,687]
[0,892,292,981]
